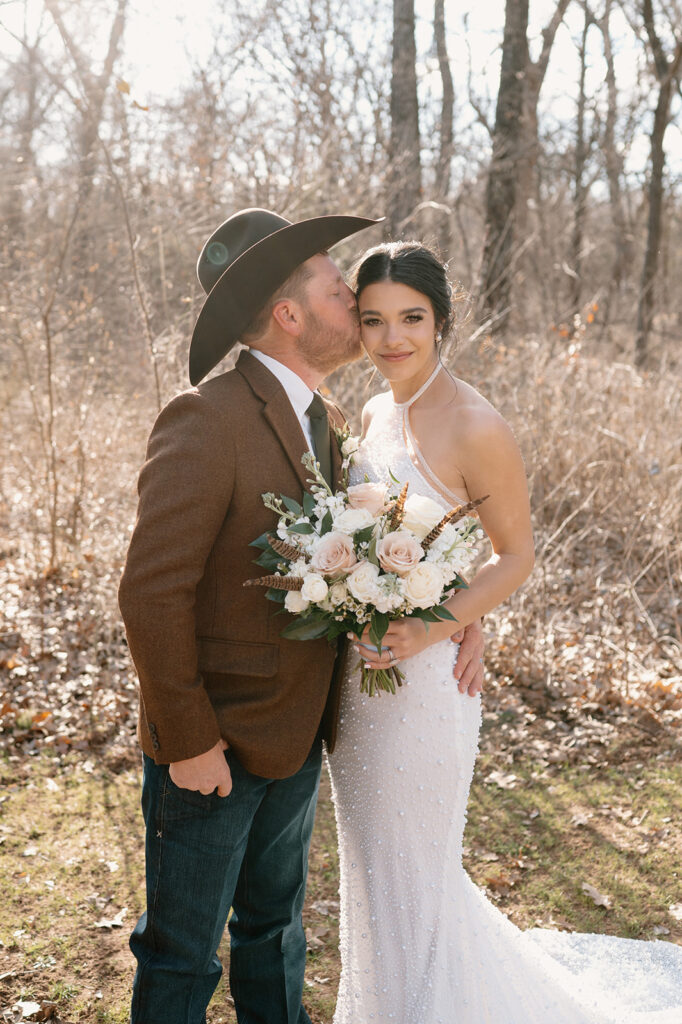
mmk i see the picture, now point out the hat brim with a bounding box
[189,214,380,385]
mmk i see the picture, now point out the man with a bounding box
[118,208,484,1024]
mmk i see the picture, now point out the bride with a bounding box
[326,241,681,1023]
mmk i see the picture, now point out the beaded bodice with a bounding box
[351,363,467,510]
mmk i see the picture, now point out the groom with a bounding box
[118,207,485,1023]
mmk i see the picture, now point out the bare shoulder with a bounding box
[448,378,517,453]
[361,389,391,435]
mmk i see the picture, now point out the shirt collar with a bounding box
[249,349,316,421]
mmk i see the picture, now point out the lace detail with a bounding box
[326,394,682,1023]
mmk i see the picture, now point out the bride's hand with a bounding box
[355,616,452,670]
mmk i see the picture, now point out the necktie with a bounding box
[306,393,333,486]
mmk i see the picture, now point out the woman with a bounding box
[327,242,681,1023]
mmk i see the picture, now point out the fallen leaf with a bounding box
[305,925,329,949]
[486,770,518,789]
[581,882,611,908]
[311,899,339,916]
[93,907,127,929]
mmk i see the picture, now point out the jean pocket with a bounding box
[161,770,219,818]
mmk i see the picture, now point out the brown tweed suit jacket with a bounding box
[118,350,347,779]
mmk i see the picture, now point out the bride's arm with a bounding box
[358,408,533,667]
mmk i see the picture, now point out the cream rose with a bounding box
[310,531,358,576]
[301,573,329,603]
[284,590,309,613]
[403,562,444,609]
[333,507,375,535]
[341,435,360,457]
[328,580,349,607]
[347,482,387,517]
[377,532,424,576]
[346,561,381,603]
[402,494,444,540]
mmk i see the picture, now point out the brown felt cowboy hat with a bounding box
[189,208,381,385]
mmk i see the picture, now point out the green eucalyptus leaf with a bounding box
[250,532,273,550]
[281,617,330,641]
[320,510,334,535]
[281,496,302,515]
[369,611,389,650]
[289,522,315,535]
[432,605,456,621]
[303,491,316,518]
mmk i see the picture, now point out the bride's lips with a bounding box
[380,352,413,362]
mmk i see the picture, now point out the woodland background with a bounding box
[0,0,680,1021]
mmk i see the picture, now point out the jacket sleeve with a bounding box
[118,389,235,763]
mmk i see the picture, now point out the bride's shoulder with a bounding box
[360,389,392,433]
[449,378,516,449]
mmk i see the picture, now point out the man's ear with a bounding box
[272,298,303,337]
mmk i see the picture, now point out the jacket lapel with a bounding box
[236,349,313,494]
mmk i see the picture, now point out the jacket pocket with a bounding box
[197,636,279,678]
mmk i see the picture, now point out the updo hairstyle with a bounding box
[352,241,460,340]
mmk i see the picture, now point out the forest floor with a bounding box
[1,631,680,1023]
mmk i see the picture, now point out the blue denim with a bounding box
[130,737,322,1024]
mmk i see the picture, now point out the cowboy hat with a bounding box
[189,208,381,385]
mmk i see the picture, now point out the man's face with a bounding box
[295,254,362,375]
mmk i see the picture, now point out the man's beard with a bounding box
[297,307,362,376]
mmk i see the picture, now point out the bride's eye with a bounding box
[361,317,382,327]
[405,314,424,323]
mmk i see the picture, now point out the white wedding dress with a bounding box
[327,367,682,1024]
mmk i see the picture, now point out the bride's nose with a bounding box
[384,322,403,346]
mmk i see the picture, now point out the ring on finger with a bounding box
[384,646,392,660]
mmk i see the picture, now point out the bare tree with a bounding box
[635,0,682,364]
[479,0,571,328]
[598,0,633,329]
[388,0,421,236]
[570,4,596,316]
[44,0,128,270]
[433,0,454,255]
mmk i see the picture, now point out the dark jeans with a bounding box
[130,737,322,1024]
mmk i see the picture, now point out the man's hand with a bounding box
[451,619,485,696]
[169,739,232,796]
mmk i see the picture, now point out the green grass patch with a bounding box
[0,747,679,1022]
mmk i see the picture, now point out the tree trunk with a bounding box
[46,0,128,269]
[388,0,421,237]
[480,0,570,329]
[600,0,629,286]
[570,7,592,317]
[634,0,682,365]
[479,0,529,326]
[434,0,454,256]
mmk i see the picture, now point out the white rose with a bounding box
[301,573,329,603]
[333,507,375,535]
[284,590,309,613]
[341,435,360,457]
[402,494,444,540]
[346,561,381,603]
[403,562,444,609]
[328,580,349,607]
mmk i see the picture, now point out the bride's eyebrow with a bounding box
[359,307,428,315]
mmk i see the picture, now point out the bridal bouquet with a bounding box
[244,448,486,695]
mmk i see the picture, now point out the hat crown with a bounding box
[197,209,292,294]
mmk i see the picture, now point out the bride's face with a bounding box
[358,280,439,391]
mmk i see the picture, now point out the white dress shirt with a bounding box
[250,349,318,452]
